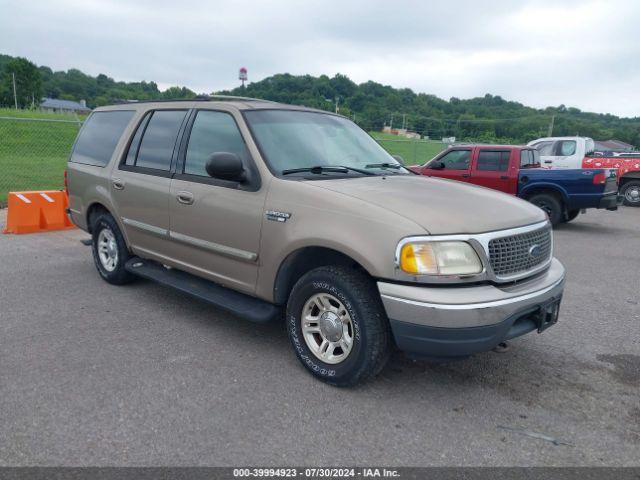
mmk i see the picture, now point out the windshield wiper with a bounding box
[282,165,375,176]
[365,162,403,170]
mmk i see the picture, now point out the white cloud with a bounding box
[1,0,638,116]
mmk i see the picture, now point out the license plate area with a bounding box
[535,296,562,333]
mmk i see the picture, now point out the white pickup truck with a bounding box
[527,136,640,206]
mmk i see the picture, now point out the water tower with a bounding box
[239,67,248,88]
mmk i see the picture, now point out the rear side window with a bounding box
[129,110,187,171]
[555,140,576,156]
[70,111,134,167]
[184,111,248,177]
[477,150,510,171]
[532,141,554,156]
[520,149,540,168]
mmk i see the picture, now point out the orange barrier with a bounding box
[3,190,76,234]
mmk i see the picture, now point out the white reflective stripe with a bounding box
[16,194,31,204]
[40,193,55,203]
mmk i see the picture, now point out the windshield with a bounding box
[244,110,409,177]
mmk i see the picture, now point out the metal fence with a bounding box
[0,115,81,206]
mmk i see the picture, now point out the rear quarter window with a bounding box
[69,110,135,167]
[477,150,510,171]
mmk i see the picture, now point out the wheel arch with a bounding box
[85,201,132,249]
[273,246,373,306]
[85,202,112,233]
[521,185,567,205]
[619,172,640,185]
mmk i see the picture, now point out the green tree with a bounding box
[0,57,43,108]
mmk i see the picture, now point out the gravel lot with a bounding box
[0,207,638,466]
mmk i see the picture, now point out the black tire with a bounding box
[621,180,640,207]
[285,266,391,387]
[91,212,135,285]
[528,193,563,226]
[565,209,580,222]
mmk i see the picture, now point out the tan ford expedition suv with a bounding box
[67,97,566,386]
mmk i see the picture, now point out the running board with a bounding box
[125,257,280,323]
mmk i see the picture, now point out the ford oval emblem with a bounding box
[529,244,542,259]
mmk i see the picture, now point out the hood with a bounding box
[306,175,547,235]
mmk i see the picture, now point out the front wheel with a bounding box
[528,193,563,226]
[285,266,392,387]
[621,180,640,207]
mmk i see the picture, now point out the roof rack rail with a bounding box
[111,95,278,105]
[203,94,279,103]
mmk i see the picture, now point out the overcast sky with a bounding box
[1,0,639,117]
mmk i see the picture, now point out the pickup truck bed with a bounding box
[583,155,640,206]
[527,137,640,207]
[517,166,618,210]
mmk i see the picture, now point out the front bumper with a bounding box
[378,258,566,358]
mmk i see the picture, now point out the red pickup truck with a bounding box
[409,145,619,225]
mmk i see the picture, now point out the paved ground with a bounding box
[0,207,638,467]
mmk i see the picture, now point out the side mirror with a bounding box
[205,152,245,182]
[428,161,445,170]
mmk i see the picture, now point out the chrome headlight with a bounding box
[398,241,482,276]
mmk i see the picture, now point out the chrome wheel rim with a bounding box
[625,186,640,203]
[301,293,354,365]
[97,228,118,272]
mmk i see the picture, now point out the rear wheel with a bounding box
[565,209,580,222]
[91,212,135,285]
[528,193,563,226]
[621,180,640,207]
[285,266,391,387]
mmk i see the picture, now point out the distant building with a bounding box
[381,126,421,139]
[40,98,92,114]
[594,139,634,152]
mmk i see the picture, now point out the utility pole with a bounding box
[547,115,555,137]
[334,97,339,114]
[12,72,18,109]
[402,113,407,130]
[390,114,394,130]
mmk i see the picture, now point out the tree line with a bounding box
[1,53,638,146]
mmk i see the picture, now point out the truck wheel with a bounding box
[621,180,640,207]
[91,212,135,285]
[566,209,580,222]
[529,193,562,226]
[285,266,391,387]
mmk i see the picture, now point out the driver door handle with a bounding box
[176,191,194,205]
[112,178,125,190]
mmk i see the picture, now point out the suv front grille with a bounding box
[488,226,552,278]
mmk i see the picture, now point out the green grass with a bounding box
[0,109,81,205]
[369,131,445,165]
